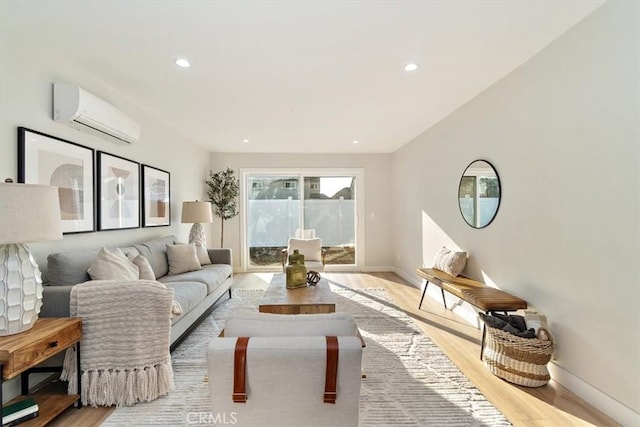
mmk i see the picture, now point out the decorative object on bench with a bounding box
[458,159,501,229]
[479,312,554,387]
[0,183,62,336]
[207,312,362,427]
[417,267,527,359]
[307,270,321,286]
[282,237,326,272]
[181,200,213,264]
[61,280,175,406]
[432,246,467,277]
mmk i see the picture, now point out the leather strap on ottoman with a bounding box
[324,336,339,404]
[233,337,250,403]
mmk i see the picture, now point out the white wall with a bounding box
[210,153,392,271]
[0,28,211,272]
[391,2,639,424]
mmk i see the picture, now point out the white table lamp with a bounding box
[0,183,62,336]
[181,201,213,247]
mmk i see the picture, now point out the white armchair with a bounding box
[281,237,326,272]
[206,312,362,427]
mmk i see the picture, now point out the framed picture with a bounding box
[142,164,171,227]
[97,151,140,231]
[18,127,95,234]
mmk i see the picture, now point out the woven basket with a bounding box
[480,313,554,387]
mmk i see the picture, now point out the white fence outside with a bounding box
[248,198,355,247]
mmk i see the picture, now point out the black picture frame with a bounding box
[18,127,95,234]
[97,151,140,231]
[141,164,171,227]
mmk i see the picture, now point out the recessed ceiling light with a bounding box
[404,63,418,72]
[175,58,190,68]
[352,140,360,144]
[242,139,249,143]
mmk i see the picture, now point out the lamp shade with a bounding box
[0,183,62,335]
[0,183,63,244]
[181,201,213,224]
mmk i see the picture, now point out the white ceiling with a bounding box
[0,0,603,154]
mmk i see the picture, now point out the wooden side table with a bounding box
[0,317,82,426]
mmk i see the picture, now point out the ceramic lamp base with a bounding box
[0,243,43,336]
[188,222,207,247]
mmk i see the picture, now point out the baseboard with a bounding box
[361,266,395,272]
[393,267,421,287]
[548,364,638,426]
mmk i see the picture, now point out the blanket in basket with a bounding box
[480,312,554,387]
[60,280,175,406]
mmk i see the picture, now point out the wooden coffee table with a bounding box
[259,274,335,314]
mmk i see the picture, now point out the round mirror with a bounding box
[458,160,501,229]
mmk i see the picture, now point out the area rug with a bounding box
[103,287,510,426]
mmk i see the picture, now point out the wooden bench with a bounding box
[416,268,527,359]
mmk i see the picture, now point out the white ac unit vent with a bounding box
[53,83,141,144]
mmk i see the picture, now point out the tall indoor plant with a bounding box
[205,167,240,247]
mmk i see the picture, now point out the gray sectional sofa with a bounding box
[41,235,233,350]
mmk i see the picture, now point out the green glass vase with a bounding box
[288,249,305,266]
[286,261,307,289]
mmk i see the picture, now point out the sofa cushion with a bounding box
[224,312,359,337]
[158,264,231,294]
[47,249,100,286]
[87,248,139,281]
[166,243,202,275]
[162,281,208,324]
[133,235,177,278]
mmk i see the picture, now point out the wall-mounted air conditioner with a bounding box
[53,83,141,144]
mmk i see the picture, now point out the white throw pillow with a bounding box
[87,248,139,281]
[194,242,211,266]
[432,247,450,270]
[224,312,359,337]
[130,254,156,280]
[166,243,202,275]
[287,238,322,262]
[432,246,467,277]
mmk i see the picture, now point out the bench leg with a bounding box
[418,280,429,309]
[419,280,448,310]
[480,323,487,360]
[480,310,491,360]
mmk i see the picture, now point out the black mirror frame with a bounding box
[457,159,501,229]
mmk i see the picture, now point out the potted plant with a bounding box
[205,167,240,247]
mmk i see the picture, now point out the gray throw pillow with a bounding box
[166,243,202,275]
[130,254,156,280]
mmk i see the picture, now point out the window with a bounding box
[241,168,364,271]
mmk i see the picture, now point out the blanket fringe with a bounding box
[64,360,173,407]
[60,347,77,393]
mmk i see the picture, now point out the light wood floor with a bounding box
[48,272,617,426]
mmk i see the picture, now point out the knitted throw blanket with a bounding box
[61,280,175,407]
